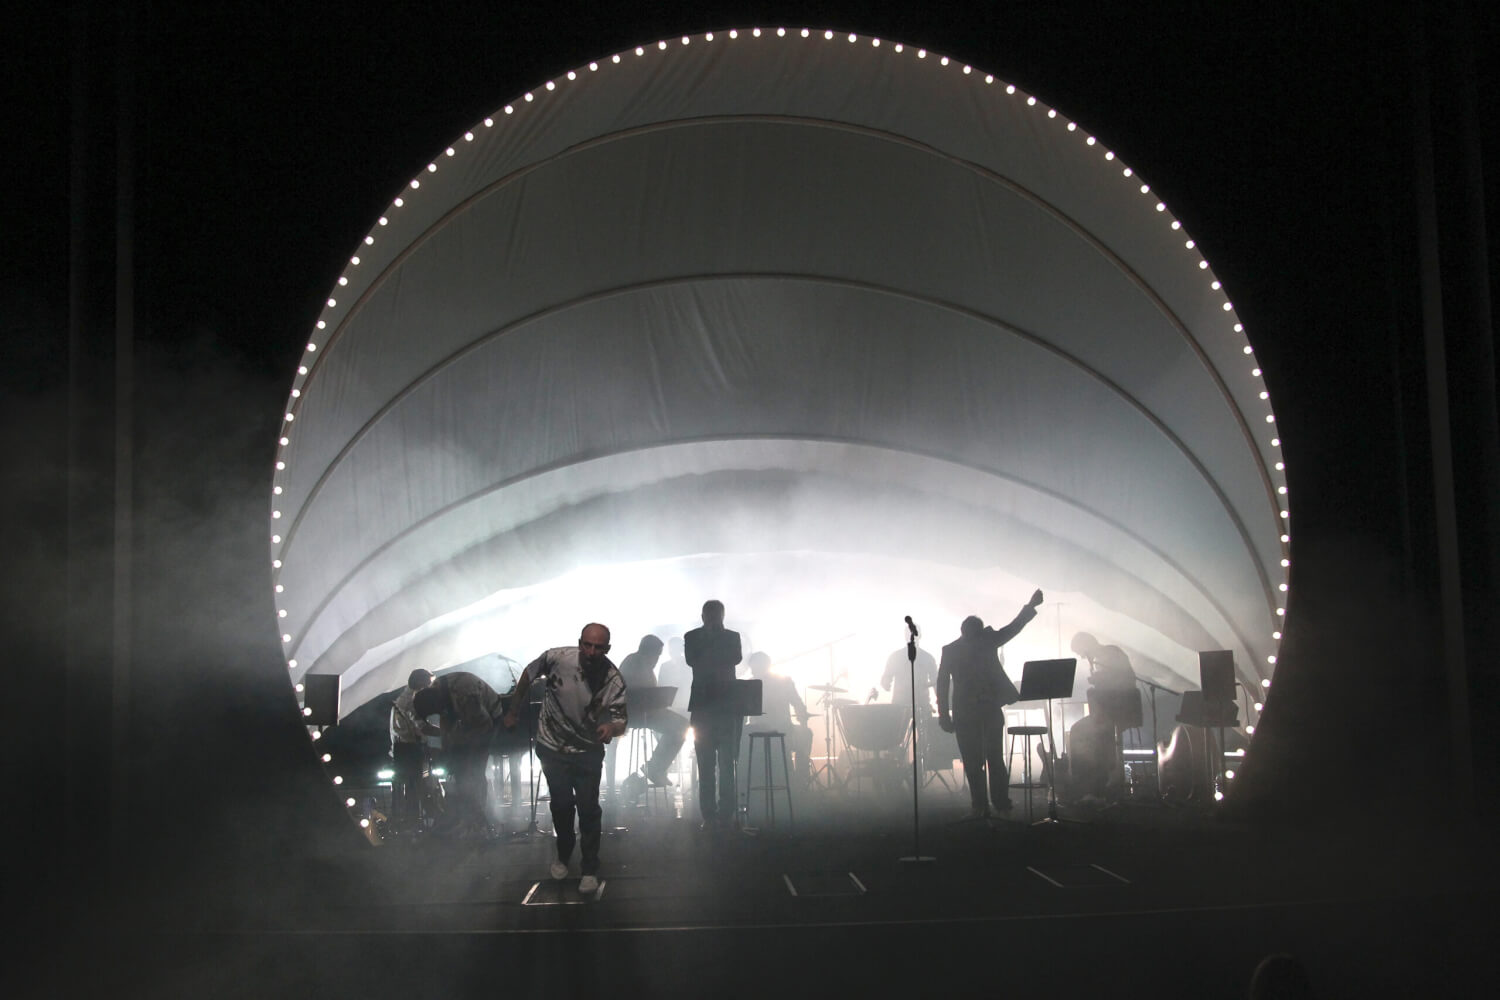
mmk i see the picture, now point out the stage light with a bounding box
[311,729,321,740]
[1278,485,1287,494]
[1262,678,1272,688]
[703,34,712,42]
[278,609,287,618]
[590,60,599,69]
[1272,437,1281,446]
[346,797,356,807]
[322,753,331,763]
[1156,203,1165,212]
[1048,108,1056,117]
[1202,261,1211,270]
[1211,280,1221,290]
[1122,167,1132,177]
[546,81,556,90]
[1028,96,1037,106]
[1280,558,1290,567]
[274,584,284,593]
[409,179,419,189]
[302,706,312,716]
[726,31,736,40]
[273,554,282,564]
[1267,654,1277,663]
[306,342,317,351]
[964,66,973,74]
[1274,461,1283,470]
[942,57,952,67]
[504,105,514,115]
[753,28,761,37]
[464,132,473,141]
[297,367,307,375]
[1067,121,1075,130]
[333,775,343,785]
[359,818,370,829]
[377,769,394,780]
[377,217,387,226]
[290,390,300,399]
[918,49,927,58]
[875,39,882,47]
[295,683,304,693]
[1280,510,1289,519]
[1254,702,1264,712]
[894,43,904,52]
[272,532,282,542]
[1272,631,1281,640]
[364,236,374,244]
[1279,583,1288,592]
[1223,302,1234,311]
[283,633,292,642]
[1225,769,1236,779]
[326,298,337,308]
[1088,136,1097,145]
[432,767,447,777]
[1008,84,1017,94]
[1245,725,1255,734]
[484,117,493,126]
[524,92,534,101]
[278,437,288,447]
[1276,607,1285,616]
[273,486,283,495]
[657,40,667,50]
[288,659,297,669]
[1171,219,1180,228]
[1265,415,1275,423]
[778,29,786,37]
[349,257,359,266]
[1140,184,1150,194]
[1253,368,1262,376]
[1213,790,1224,801]
[1186,240,1196,249]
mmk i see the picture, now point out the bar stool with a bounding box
[744,731,794,833]
[1006,725,1050,821]
[625,726,673,816]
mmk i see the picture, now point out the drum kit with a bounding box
[804,682,946,796]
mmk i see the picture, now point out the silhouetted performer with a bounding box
[937,590,1043,818]
[881,644,938,714]
[685,599,743,830]
[1070,632,1140,800]
[743,652,813,788]
[413,669,506,838]
[610,634,688,798]
[658,636,692,712]
[389,668,439,834]
[503,623,626,894]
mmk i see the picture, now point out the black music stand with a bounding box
[1177,689,1239,801]
[1017,658,1082,827]
[1198,651,1239,800]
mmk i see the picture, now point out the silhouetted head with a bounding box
[579,623,612,670]
[748,651,772,678]
[406,668,434,691]
[668,636,684,660]
[635,634,664,669]
[412,685,443,719]
[1070,632,1101,658]
[960,615,985,638]
[1248,953,1310,999]
[701,599,725,629]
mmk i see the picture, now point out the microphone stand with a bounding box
[899,617,935,864]
[508,699,545,841]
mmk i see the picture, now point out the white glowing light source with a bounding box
[302,706,312,716]
[273,486,282,495]
[942,57,951,67]
[326,298,337,308]
[1276,608,1285,617]
[1213,790,1224,801]
[364,236,374,244]
[1272,631,1281,640]
[1225,770,1236,780]
[290,389,300,399]
[1262,678,1272,688]
[275,584,283,593]
[333,775,343,785]
[1272,438,1281,447]
[278,609,287,618]
[306,343,317,352]
[409,179,419,189]
[278,437,288,447]
[295,683,304,693]
[377,769,395,780]
[1245,725,1255,734]
[918,49,927,58]
[359,818,370,829]
[1278,485,1287,494]
[346,797,356,807]
[283,633,292,642]
[1265,415,1275,423]
[1254,702,1264,712]
[322,753,331,763]
[1267,654,1277,664]
[297,366,307,375]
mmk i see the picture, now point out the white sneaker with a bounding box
[578,874,599,894]
[549,861,568,880]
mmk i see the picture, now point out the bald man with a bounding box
[504,623,627,894]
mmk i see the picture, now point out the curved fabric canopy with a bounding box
[271,29,1289,720]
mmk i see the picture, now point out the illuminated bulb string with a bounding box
[270,27,1286,799]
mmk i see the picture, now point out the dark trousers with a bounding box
[391,741,429,827]
[953,706,1009,811]
[446,740,491,828]
[692,711,741,823]
[538,746,604,875]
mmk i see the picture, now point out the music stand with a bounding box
[1178,688,1239,800]
[1198,651,1239,799]
[1017,658,1082,826]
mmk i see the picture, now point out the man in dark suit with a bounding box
[937,589,1043,819]
[684,599,743,830]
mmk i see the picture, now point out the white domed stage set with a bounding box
[270,28,1289,810]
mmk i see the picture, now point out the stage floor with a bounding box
[43,777,1500,999]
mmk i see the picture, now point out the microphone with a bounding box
[905,615,919,638]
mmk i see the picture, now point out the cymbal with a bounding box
[808,684,847,692]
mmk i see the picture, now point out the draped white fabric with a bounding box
[272,32,1287,717]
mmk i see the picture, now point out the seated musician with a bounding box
[1069,632,1140,800]
[743,652,814,789]
[610,634,688,799]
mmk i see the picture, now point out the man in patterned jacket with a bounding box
[503,622,627,895]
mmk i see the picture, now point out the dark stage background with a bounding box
[4,0,1496,980]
